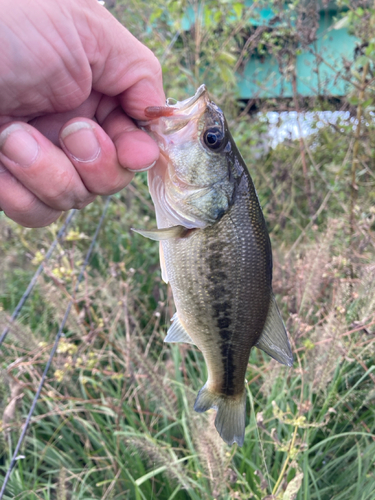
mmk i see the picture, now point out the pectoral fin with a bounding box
[164,313,194,344]
[256,294,293,366]
[132,225,186,241]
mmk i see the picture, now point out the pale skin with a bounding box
[0,0,165,228]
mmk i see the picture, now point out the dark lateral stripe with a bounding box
[206,237,238,395]
[218,317,231,329]
[212,301,231,317]
[219,340,236,396]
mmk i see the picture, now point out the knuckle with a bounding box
[42,170,88,211]
[73,194,96,209]
[91,175,129,196]
[150,53,162,76]
[147,54,163,84]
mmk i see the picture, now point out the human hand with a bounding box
[0,0,165,227]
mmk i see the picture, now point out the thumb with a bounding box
[77,0,165,120]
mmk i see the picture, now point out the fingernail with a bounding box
[0,124,39,167]
[127,160,156,173]
[60,122,100,162]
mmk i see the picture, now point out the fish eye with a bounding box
[203,127,225,151]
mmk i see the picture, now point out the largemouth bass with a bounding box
[135,85,293,446]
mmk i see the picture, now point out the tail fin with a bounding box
[194,384,247,446]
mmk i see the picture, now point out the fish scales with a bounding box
[164,170,271,398]
[135,85,293,446]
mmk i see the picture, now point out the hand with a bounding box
[0,0,165,227]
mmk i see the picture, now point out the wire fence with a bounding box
[0,209,77,350]
[0,197,111,499]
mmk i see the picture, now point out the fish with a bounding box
[134,85,293,447]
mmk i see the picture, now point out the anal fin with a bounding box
[164,313,194,344]
[256,294,293,366]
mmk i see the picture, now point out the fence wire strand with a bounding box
[0,197,111,499]
[0,209,77,349]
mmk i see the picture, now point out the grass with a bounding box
[1,1,375,497]
[1,163,374,499]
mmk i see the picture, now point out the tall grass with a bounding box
[1,1,375,498]
[1,167,374,499]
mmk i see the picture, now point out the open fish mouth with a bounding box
[145,84,208,117]
[138,85,210,140]
[164,84,208,113]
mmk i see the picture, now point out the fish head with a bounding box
[140,85,230,184]
[139,85,240,228]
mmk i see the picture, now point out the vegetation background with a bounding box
[1,0,375,498]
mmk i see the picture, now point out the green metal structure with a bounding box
[237,3,358,99]
[181,1,359,100]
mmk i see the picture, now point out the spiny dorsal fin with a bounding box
[256,294,293,366]
[164,313,194,344]
[131,225,186,241]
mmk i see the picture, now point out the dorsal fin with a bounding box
[164,313,194,344]
[256,294,293,366]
